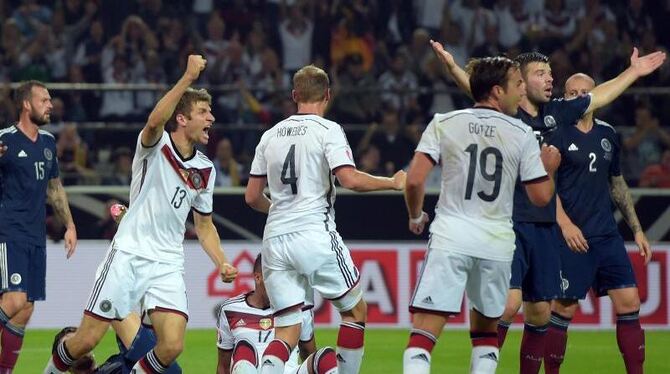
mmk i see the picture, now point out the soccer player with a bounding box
[403,56,560,374]
[431,42,665,373]
[44,55,238,374]
[244,64,405,374]
[0,80,78,373]
[546,73,651,374]
[217,254,335,374]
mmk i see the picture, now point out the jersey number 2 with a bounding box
[588,152,597,172]
[281,144,298,194]
[464,144,503,202]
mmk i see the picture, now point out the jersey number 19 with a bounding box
[464,144,503,202]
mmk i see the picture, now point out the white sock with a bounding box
[232,360,259,374]
[43,357,67,374]
[336,347,363,374]
[403,347,431,374]
[470,346,499,374]
[259,355,285,374]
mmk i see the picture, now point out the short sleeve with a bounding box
[216,307,235,350]
[49,142,59,179]
[520,129,548,183]
[555,95,591,127]
[299,309,314,342]
[249,133,269,177]
[324,125,355,171]
[192,166,215,215]
[135,130,168,162]
[415,115,441,164]
[609,133,622,177]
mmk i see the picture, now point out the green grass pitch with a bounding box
[16,328,670,373]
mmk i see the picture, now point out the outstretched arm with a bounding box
[586,48,666,114]
[141,55,207,147]
[610,175,652,264]
[335,166,405,192]
[430,40,473,99]
[47,178,77,258]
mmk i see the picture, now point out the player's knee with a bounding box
[156,336,184,361]
[341,298,367,323]
[552,300,578,318]
[615,296,641,314]
[1,293,28,316]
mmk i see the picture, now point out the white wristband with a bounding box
[410,212,426,225]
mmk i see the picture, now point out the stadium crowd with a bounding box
[1,0,670,186]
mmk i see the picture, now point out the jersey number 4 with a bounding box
[464,144,503,202]
[281,144,298,194]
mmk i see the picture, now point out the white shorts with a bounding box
[262,231,362,319]
[85,244,188,321]
[410,241,511,318]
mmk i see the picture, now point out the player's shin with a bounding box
[336,321,365,374]
[43,340,75,374]
[0,323,24,371]
[132,349,169,374]
[470,331,499,374]
[544,312,571,374]
[259,339,291,374]
[520,323,548,374]
[616,311,645,374]
[403,328,437,374]
[497,320,511,348]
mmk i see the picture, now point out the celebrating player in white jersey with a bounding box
[45,55,238,374]
[402,57,561,374]
[245,65,405,374]
[217,254,337,374]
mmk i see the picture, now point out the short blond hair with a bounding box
[292,65,329,103]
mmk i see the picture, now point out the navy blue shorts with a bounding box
[0,240,46,301]
[559,233,637,299]
[510,222,562,302]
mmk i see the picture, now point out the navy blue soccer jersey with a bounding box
[512,95,591,223]
[0,125,59,245]
[549,119,620,238]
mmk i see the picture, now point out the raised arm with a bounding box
[586,48,666,114]
[610,175,651,264]
[430,40,473,99]
[47,178,77,258]
[193,211,238,282]
[334,166,405,192]
[141,55,207,147]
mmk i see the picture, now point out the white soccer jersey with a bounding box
[417,108,547,261]
[216,293,313,371]
[113,131,215,265]
[250,114,355,239]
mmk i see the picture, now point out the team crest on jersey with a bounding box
[259,318,272,330]
[10,273,21,285]
[543,115,557,128]
[100,300,112,312]
[601,138,612,152]
[44,148,53,161]
[189,170,203,189]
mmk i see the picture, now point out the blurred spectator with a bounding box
[378,50,419,114]
[357,145,385,176]
[438,21,468,68]
[357,108,414,174]
[407,28,433,75]
[211,40,249,123]
[0,84,16,126]
[42,97,66,135]
[330,54,379,124]
[102,147,133,186]
[279,4,313,74]
[471,17,505,58]
[250,48,289,112]
[11,0,52,39]
[618,0,654,43]
[56,123,96,185]
[623,103,670,182]
[414,0,449,35]
[201,13,229,68]
[449,0,495,51]
[639,149,670,188]
[73,19,106,83]
[243,26,267,77]
[539,0,576,46]
[99,55,136,121]
[493,0,527,49]
[213,138,244,187]
[64,64,98,121]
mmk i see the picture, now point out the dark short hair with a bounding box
[514,52,549,75]
[165,87,212,132]
[14,80,47,111]
[466,56,520,102]
[293,65,329,103]
[254,253,262,274]
[52,326,77,354]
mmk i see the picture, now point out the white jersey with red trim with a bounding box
[416,108,547,261]
[216,293,314,371]
[249,114,355,239]
[113,131,215,265]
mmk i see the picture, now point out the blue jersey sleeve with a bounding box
[550,95,591,128]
